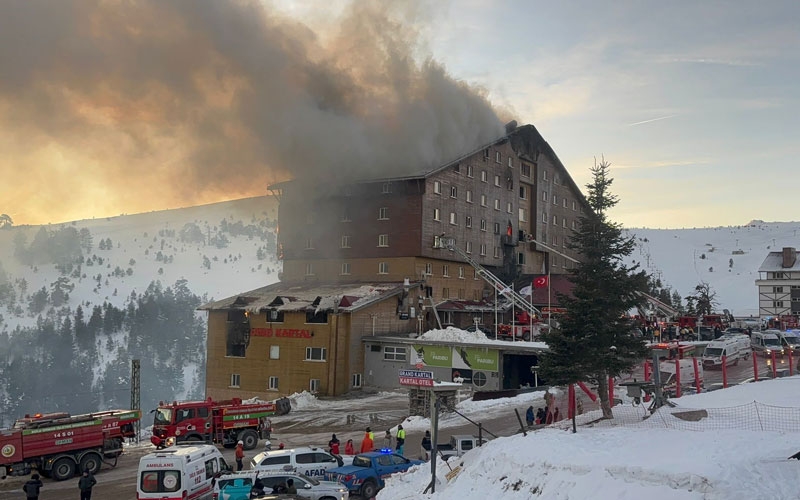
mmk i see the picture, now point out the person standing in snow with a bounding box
[345,438,355,455]
[78,469,97,500]
[360,428,374,452]
[525,406,534,427]
[22,473,43,500]
[383,429,392,448]
[420,430,432,460]
[395,424,406,455]
[328,433,340,455]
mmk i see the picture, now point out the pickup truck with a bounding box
[324,450,424,499]
[436,434,489,460]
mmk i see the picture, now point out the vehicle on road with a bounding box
[212,470,349,500]
[324,450,424,499]
[250,447,350,480]
[776,331,800,353]
[151,397,289,450]
[659,359,703,396]
[137,444,230,500]
[751,331,784,357]
[1,409,140,480]
[702,335,751,368]
[436,435,489,460]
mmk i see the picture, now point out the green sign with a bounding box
[463,348,498,372]
[412,344,451,367]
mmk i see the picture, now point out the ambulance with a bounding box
[137,444,231,500]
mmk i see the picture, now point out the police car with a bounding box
[249,447,351,479]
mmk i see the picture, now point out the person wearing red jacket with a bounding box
[235,441,245,471]
[359,428,374,452]
[344,439,355,455]
[328,433,340,455]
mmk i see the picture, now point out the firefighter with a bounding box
[235,440,245,471]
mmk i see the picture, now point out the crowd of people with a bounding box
[22,468,96,500]
[525,405,562,426]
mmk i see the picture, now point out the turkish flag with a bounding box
[533,276,549,288]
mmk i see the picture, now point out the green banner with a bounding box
[463,348,498,372]
[412,344,451,367]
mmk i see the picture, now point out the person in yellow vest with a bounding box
[395,424,406,455]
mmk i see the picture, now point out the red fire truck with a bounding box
[150,397,289,450]
[0,409,141,480]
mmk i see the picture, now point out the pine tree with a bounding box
[539,158,649,419]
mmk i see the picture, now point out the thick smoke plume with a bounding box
[0,0,504,224]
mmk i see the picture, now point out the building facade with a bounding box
[756,246,800,327]
[203,123,590,398]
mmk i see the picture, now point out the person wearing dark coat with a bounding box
[535,408,545,425]
[420,430,432,460]
[23,473,43,500]
[525,405,535,426]
[78,469,97,500]
[328,433,340,455]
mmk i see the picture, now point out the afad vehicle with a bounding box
[151,397,290,450]
[1,409,141,480]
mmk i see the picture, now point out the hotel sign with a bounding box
[398,369,434,387]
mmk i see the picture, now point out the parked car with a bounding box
[436,435,489,460]
[324,450,424,499]
[212,470,349,500]
[249,447,351,480]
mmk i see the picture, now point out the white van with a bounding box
[751,331,784,357]
[659,359,703,395]
[249,446,351,479]
[776,331,800,353]
[137,444,231,500]
[702,335,751,368]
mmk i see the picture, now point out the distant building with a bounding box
[202,123,590,398]
[756,246,800,328]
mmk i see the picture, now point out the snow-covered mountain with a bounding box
[625,221,800,317]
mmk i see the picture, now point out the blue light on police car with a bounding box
[379,448,393,454]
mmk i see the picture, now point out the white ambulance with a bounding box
[137,444,231,500]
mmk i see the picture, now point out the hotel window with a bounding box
[305,263,314,276]
[481,171,488,182]
[230,374,240,388]
[542,191,548,202]
[507,178,514,191]
[434,181,441,194]
[382,182,392,194]
[268,376,279,390]
[378,207,389,220]
[572,200,577,211]
[552,255,559,267]
[563,199,567,208]
[552,235,559,246]
[571,220,577,229]
[542,170,548,181]
[467,165,474,177]
[466,241,473,254]
[494,222,500,234]
[305,347,327,361]
[773,286,784,293]
[507,202,513,213]
[378,234,389,247]
[774,301,785,307]
[433,208,440,221]
[466,216,472,228]
[562,218,567,228]
[483,148,490,159]
[309,379,320,393]
[474,269,480,281]
[305,237,314,250]
[542,213,547,223]
[454,163,461,173]
[425,263,432,275]
[384,346,407,361]
[508,157,513,167]
[552,215,558,225]
[495,151,501,163]
[480,219,487,231]
[443,265,450,277]
[450,186,458,198]
[442,288,450,299]
[352,373,362,388]
[519,186,527,199]
[480,244,487,256]
[466,190,473,203]
[555,175,561,185]
[341,206,352,222]
[494,174,501,187]
[553,194,557,205]
[340,262,351,275]
[458,266,465,279]
[494,199,500,210]
[269,345,280,359]
[449,212,457,225]
[493,247,501,259]
[519,208,527,222]
[379,262,389,274]
[341,235,351,248]
[518,252,525,265]
[521,163,531,177]
[481,194,487,207]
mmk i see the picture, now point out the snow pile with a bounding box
[379,377,800,500]
[288,391,319,410]
[417,327,487,343]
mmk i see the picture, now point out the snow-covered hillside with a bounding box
[626,221,800,317]
[0,195,281,333]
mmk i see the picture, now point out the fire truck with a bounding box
[0,409,141,480]
[150,397,289,451]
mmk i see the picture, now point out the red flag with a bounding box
[533,276,549,289]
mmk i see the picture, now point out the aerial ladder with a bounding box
[433,236,541,318]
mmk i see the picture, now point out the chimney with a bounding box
[782,247,797,268]
[505,120,518,134]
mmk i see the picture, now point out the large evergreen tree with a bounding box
[539,159,649,418]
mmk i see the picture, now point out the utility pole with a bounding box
[131,359,141,443]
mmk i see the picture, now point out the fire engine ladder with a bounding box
[433,236,541,317]
[636,291,679,319]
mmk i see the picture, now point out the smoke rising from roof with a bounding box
[0,0,504,224]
